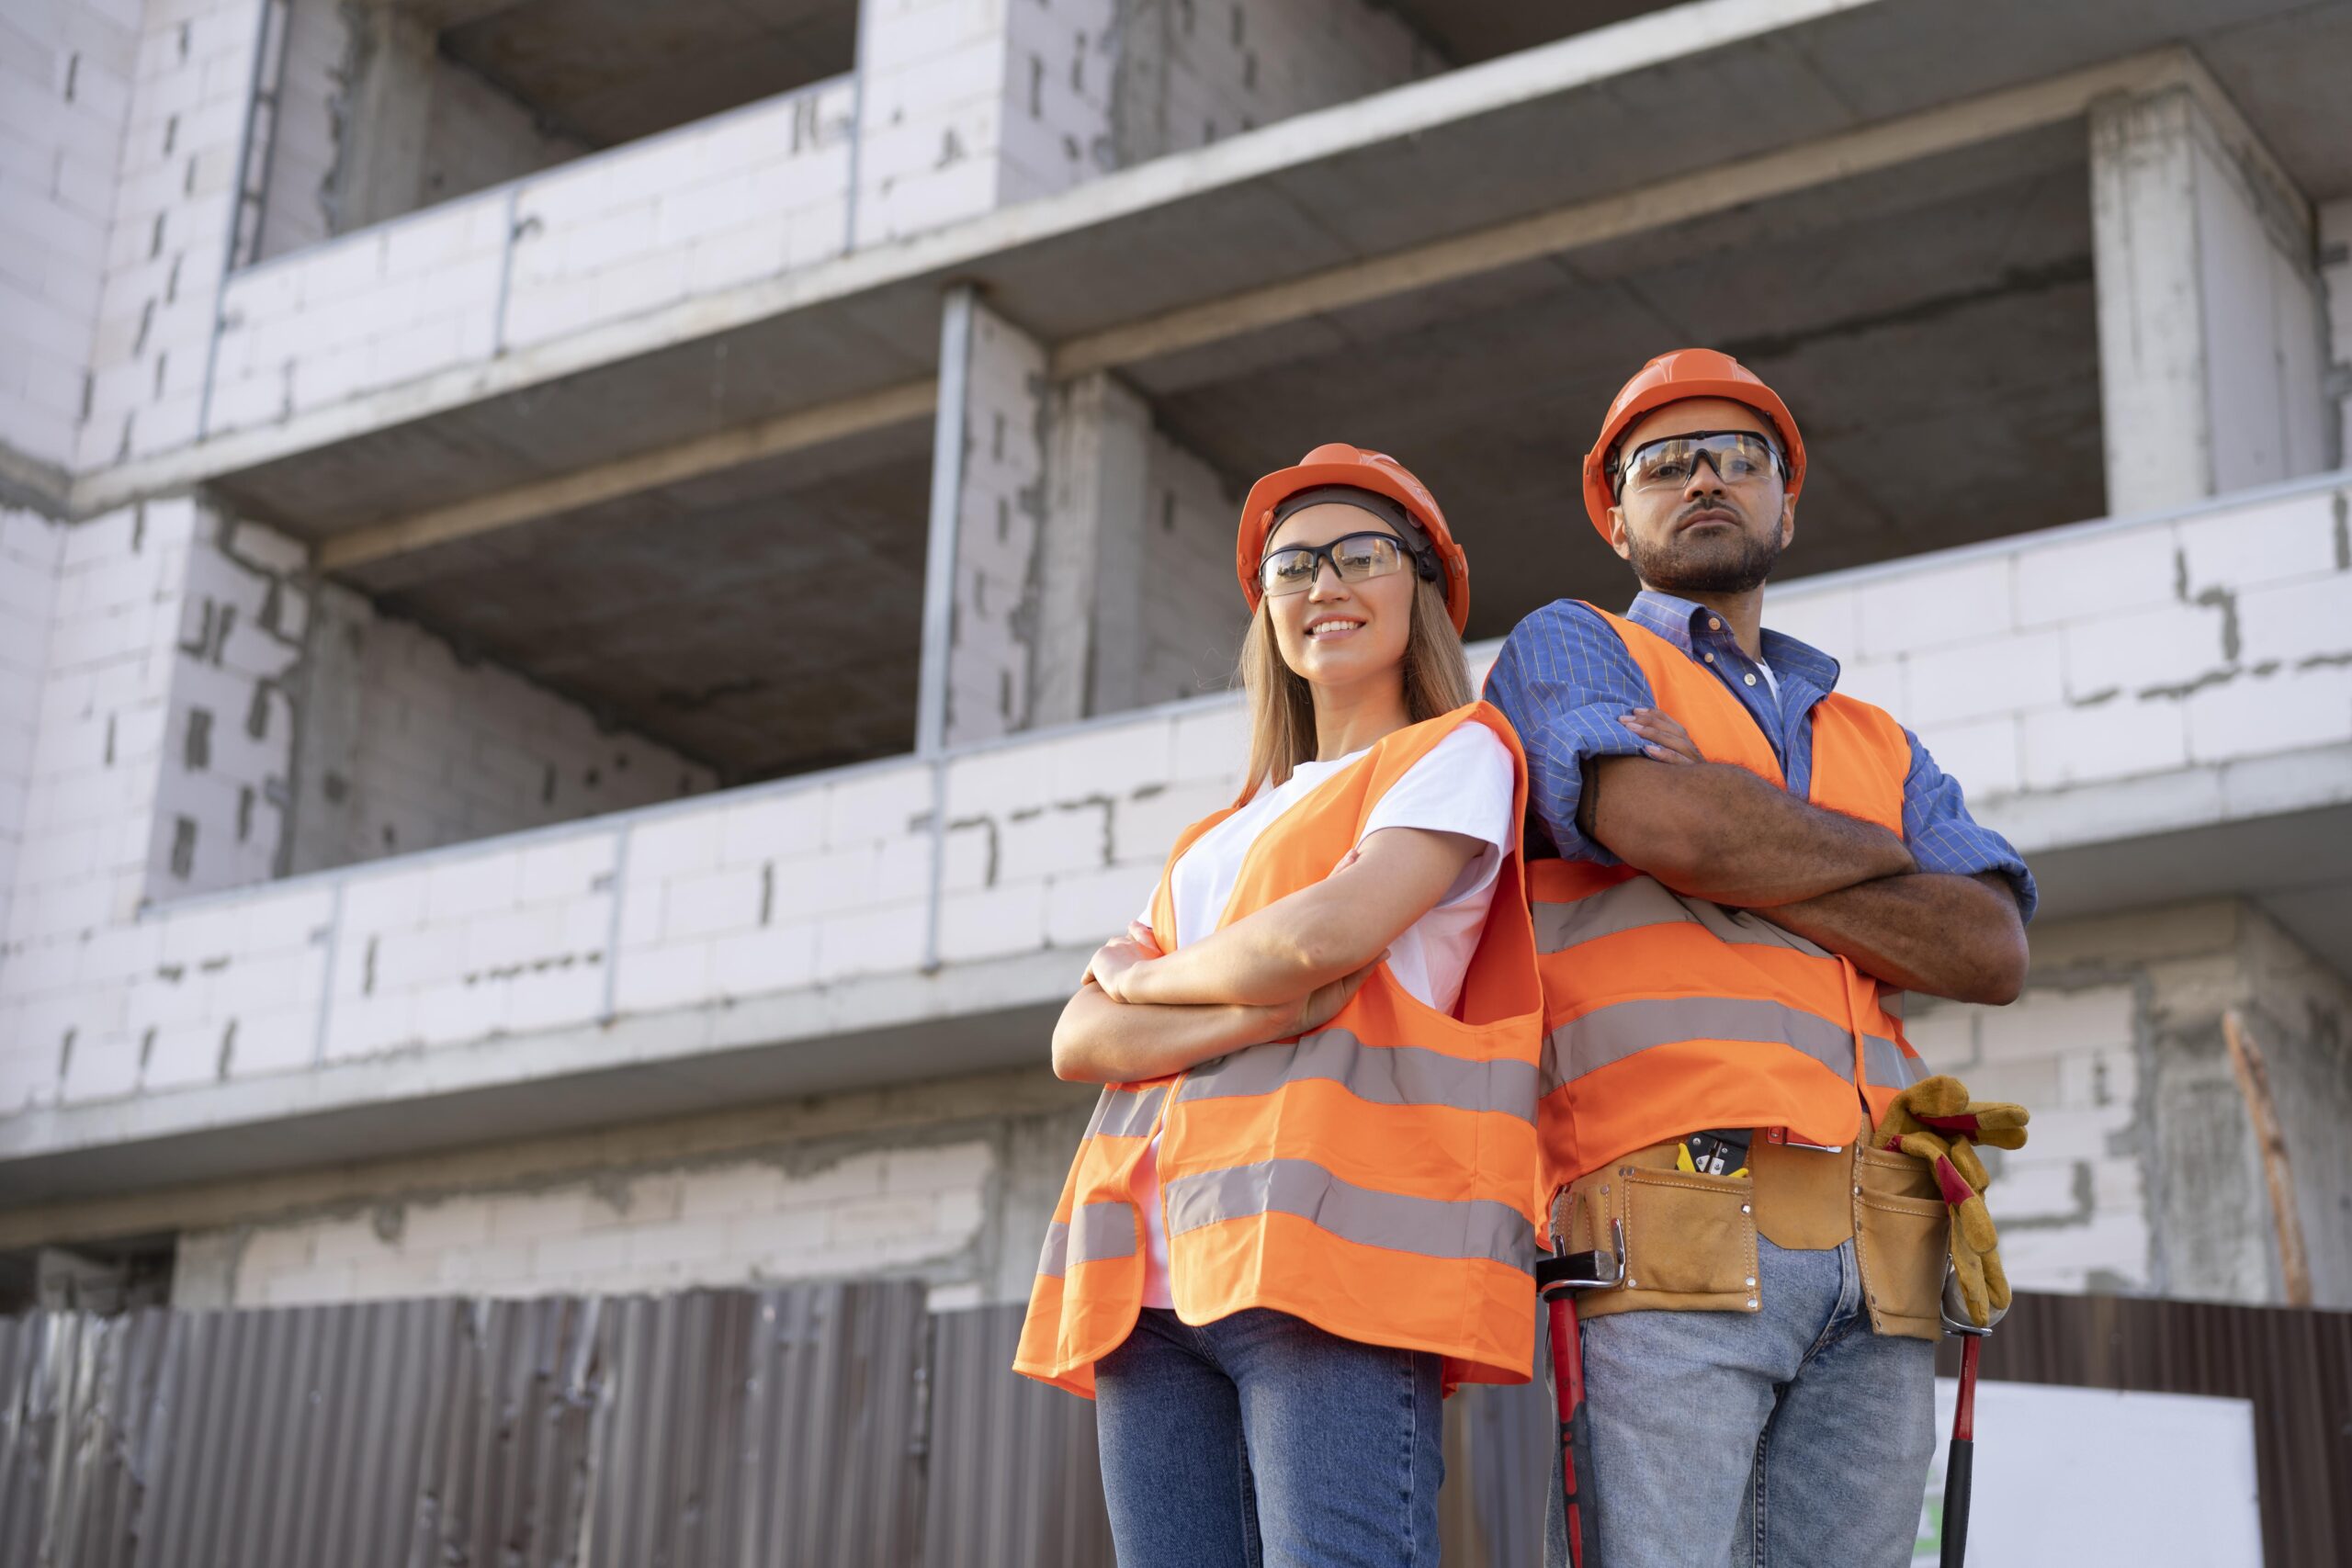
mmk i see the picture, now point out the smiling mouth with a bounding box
[1306,618,1365,638]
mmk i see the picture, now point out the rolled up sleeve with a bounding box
[1901,732,2038,920]
[1480,601,1657,863]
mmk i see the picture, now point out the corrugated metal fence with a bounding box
[4,1287,2343,1566]
[1937,1292,2352,1567]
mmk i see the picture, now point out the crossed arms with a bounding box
[1049,826,1488,1085]
[1588,710,2028,1004]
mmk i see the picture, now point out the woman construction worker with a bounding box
[1013,445,1549,1568]
[1484,349,2034,1567]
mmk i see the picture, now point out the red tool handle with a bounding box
[1939,1335,1981,1568]
[1548,1292,1593,1567]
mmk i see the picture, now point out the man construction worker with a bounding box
[1483,349,2034,1567]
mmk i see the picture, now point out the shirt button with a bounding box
[1743,672,1758,686]
[1708,617,1723,631]
[1703,652,1716,664]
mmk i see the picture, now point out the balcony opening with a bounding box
[274,416,933,877]
[1121,122,2107,642]
[254,0,860,259]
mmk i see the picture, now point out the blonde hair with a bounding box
[1238,572,1475,799]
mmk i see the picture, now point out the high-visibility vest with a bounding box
[1013,702,1548,1397]
[1531,607,1929,1198]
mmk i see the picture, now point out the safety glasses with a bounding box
[1612,430,1784,496]
[1258,531,1413,598]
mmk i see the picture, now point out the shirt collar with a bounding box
[1625,589,1843,693]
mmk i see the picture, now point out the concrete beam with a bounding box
[314,378,935,571]
[1052,49,2201,379]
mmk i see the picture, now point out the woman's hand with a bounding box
[1620,705,1702,764]
[1277,953,1386,1039]
[1086,921,1165,1002]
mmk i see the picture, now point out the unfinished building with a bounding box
[4,0,2350,1366]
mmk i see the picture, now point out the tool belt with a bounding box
[1550,1123,1949,1341]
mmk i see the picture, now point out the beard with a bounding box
[1624,508,1785,594]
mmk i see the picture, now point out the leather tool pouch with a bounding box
[1852,1144,1948,1341]
[1554,1140,1759,1319]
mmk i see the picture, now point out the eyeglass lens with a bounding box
[1624,432,1780,491]
[1260,533,1405,596]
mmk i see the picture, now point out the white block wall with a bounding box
[1115,0,1438,163]
[288,582,716,874]
[0,0,138,475]
[209,76,856,437]
[0,508,68,943]
[854,0,1434,244]
[1760,478,2352,836]
[80,0,266,470]
[4,497,214,953]
[1138,424,1247,705]
[187,1137,1000,1308]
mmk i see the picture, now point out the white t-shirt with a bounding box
[1127,722,1517,1307]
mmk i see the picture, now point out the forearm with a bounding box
[1051,983,1290,1083]
[1110,911,1336,1010]
[1585,757,1915,905]
[1756,872,2028,1004]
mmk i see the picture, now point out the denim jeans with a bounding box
[1545,1237,1935,1568]
[1093,1307,1445,1568]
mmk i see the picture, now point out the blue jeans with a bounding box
[1093,1307,1445,1568]
[1546,1237,1935,1567]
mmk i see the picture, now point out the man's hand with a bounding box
[1619,706,1703,765]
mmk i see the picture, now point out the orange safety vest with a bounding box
[1531,608,1929,1198]
[1013,702,1548,1397]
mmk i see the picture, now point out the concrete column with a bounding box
[2322,197,2352,463]
[1034,371,1153,725]
[918,292,1050,750]
[2090,82,2332,516]
[921,321,1243,747]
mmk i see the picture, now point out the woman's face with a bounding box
[1262,502,1418,691]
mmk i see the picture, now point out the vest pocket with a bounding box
[1853,1146,1948,1338]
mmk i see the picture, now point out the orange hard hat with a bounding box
[1235,444,1471,633]
[1581,349,1805,541]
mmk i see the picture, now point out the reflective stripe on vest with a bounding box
[1164,1157,1540,1271]
[1530,607,1926,1191]
[1036,1201,1138,1278]
[1178,1027,1541,1120]
[1014,701,1548,1400]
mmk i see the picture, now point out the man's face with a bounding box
[1606,396,1795,594]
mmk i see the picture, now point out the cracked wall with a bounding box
[1909,897,2352,1308]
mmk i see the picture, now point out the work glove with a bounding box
[1870,1077,2030,1330]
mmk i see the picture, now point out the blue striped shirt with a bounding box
[1482,590,2035,919]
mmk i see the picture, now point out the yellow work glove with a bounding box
[1871,1077,2030,1329]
